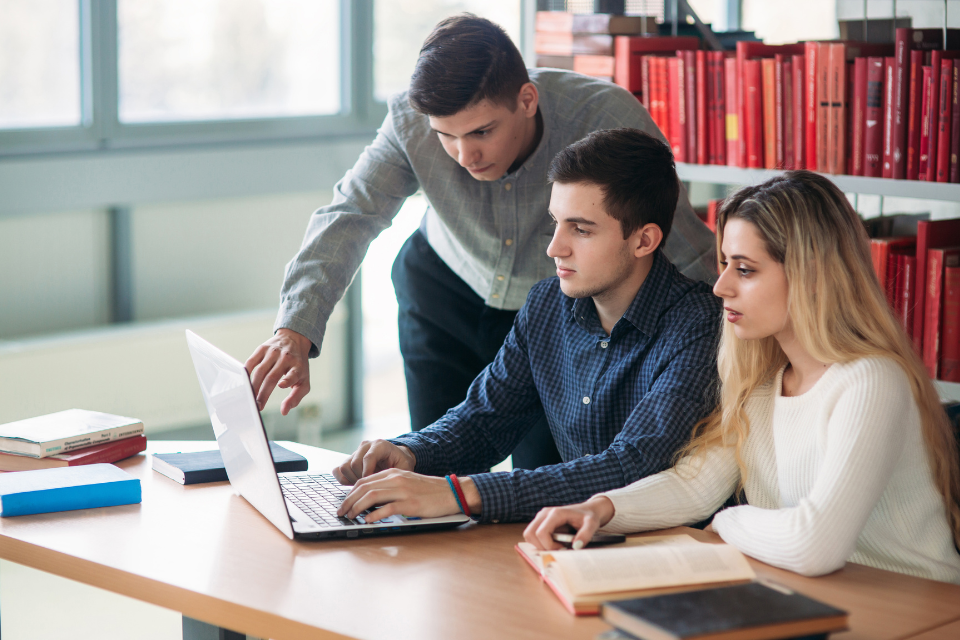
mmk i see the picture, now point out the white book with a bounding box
[0,410,144,458]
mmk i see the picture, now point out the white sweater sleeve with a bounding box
[599,442,741,534]
[712,359,911,576]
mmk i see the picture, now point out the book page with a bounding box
[517,534,700,573]
[546,540,756,597]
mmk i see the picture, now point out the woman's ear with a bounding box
[633,223,663,258]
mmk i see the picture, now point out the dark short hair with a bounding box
[548,129,679,242]
[408,14,530,117]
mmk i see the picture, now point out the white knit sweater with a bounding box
[601,357,960,583]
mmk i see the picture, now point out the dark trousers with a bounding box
[391,229,562,470]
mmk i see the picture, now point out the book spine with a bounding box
[793,54,805,169]
[952,61,960,183]
[920,65,934,181]
[668,57,685,162]
[883,57,895,178]
[10,424,146,459]
[685,50,698,164]
[784,58,795,169]
[0,479,142,517]
[937,57,953,182]
[865,57,885,177]
[745,59,764,168]
[852,58,867,175]
[893,28,910,178]
[725,56,740,166]
[711,52,725,165]
[927,51,944,181]
[924,249,947,378]
[914,219,932,352]
[942,266,960,382]
[832,44,848,175]
[817,43,831,172]
[903,255,917,337]
[67,435,148,466]
[737,45,748,169]
[572,55,615,77]
[656,57,670,141]
[907,50,925,180]
[805,42,819,170]
[762,58,778,169]
[846,61,855,174]
[639,54,651,110]
[696,50,708,165]
[886,252,900,311]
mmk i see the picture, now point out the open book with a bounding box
[516,534,756,615]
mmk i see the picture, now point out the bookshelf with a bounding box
[676,161,960,401]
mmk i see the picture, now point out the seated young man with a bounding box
[333,129,722,524]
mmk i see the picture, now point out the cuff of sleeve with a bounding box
[468,472,517,524]
[709,504,739,542]
[596,490,647,535]
[274,302,328,359]
[387,435,436,474]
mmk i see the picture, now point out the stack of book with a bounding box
[0,409,146,472]
[534,11,657,83]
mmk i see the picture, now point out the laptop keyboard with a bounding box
[280,473,395,528]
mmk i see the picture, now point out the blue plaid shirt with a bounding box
[390,251,722,523]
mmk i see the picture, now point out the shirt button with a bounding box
[504,183,512,191]
[492,293,500,299]
[582,396,591,405]
[505,238,513,246]
[600,341,608,348]
[497,275,505,281]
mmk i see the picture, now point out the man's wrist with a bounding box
[459,476,482,515]
[397,445,417,470]
[276,328,312,351]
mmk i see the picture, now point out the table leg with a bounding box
[182,615,252,640]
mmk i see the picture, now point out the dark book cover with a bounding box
[601,582,847,640]
[152,442,308,485]
[907,49,925,179]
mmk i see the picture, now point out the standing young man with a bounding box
[332,129,721,523]
[246,15,716,469]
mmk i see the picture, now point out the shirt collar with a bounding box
[501,72,554,180]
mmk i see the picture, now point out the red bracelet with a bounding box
[449,474,472,517]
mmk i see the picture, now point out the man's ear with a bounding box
[517,82,539,117]
[632,223,663,259]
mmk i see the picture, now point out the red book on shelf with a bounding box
[705,199,720,233]
[793,54,805,169]
[914,219,960,352]
[851,57,867,176]
[572,55,615,78]
[710,51,727,165]
[831,44,848,175]
[942,266,960,382]
[920,65,934,181]
[893,28,911,179]
[903,255,918,338]
[783,57,795,169]
[668,57,686,162]
[864,57,885,178]
[926,51,944,181]
[871,236,915,294]
[817,44,831,172]
[745,59,764,169]
[613,36,700,93]
[804,42,819,170]
[924,247,960,378]
[846,61,854,174]
[883,57,895,178]
[888,253,906,317]
[697,50,708,165]
[907,50,925,180]
[937,57,954,182]
[640,55,652,110]
[651,56,668,140]
[0,434,147,472]
[684,50,698,164]
[725,56,740,166]
[762,58,778,169]
[952,60,960,183]
[739,42,805,170]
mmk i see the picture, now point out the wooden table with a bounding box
[1,441,959,640]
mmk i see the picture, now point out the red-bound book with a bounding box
[883,57,896,178]
[893,28,911,179]
[864,57,885,177]
[697,50,708,165]
[668,57,686,162]
[804,42,819,170]
[0,435,147,472]
[851,58,867,176]
[907,50,925,180]
[724,56,740,166]
[888,253,906,316]
[639,55,652,110]
[924,247,960,378]
[937,57,954,182]
[903,255,918,338]
[871,236,916,293]
[745,59,764,169]
[952,60,960,183]
[919,65,934,180]
[942,266,960,381]
[914,219,960,352]
[572,55,615,78]
[613,36,700,93]
[684,50,698,163]
[706,199,720,233]
[926,51,945,181]
[793,54,805,169]
[762,58,778,169]
[783,58,795,169]
[710,51,727,165]
[830,44,848,175]
[651,56,668,140]
[817,44,831,172]
[846,61,854,173]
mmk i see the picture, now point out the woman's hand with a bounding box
[523,496,616,550]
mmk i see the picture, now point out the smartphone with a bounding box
[551,532,626,548]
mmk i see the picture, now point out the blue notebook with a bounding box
[0,463,142,517]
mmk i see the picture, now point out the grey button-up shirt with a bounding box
[276,68,716,355]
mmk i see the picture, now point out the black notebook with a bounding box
[152,442,308,485]
[601,582,848,640]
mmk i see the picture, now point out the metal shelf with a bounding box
[676,163,960,202]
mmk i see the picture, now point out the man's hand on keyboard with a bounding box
[337,469,471,522]
[332,439,416,485]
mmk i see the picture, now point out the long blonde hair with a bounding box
[680,170,960,547]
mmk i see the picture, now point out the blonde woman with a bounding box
[524,170,960,583]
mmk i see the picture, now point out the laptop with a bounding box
[185,329,471,540]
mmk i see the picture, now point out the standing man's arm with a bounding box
[246,102,421,413]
